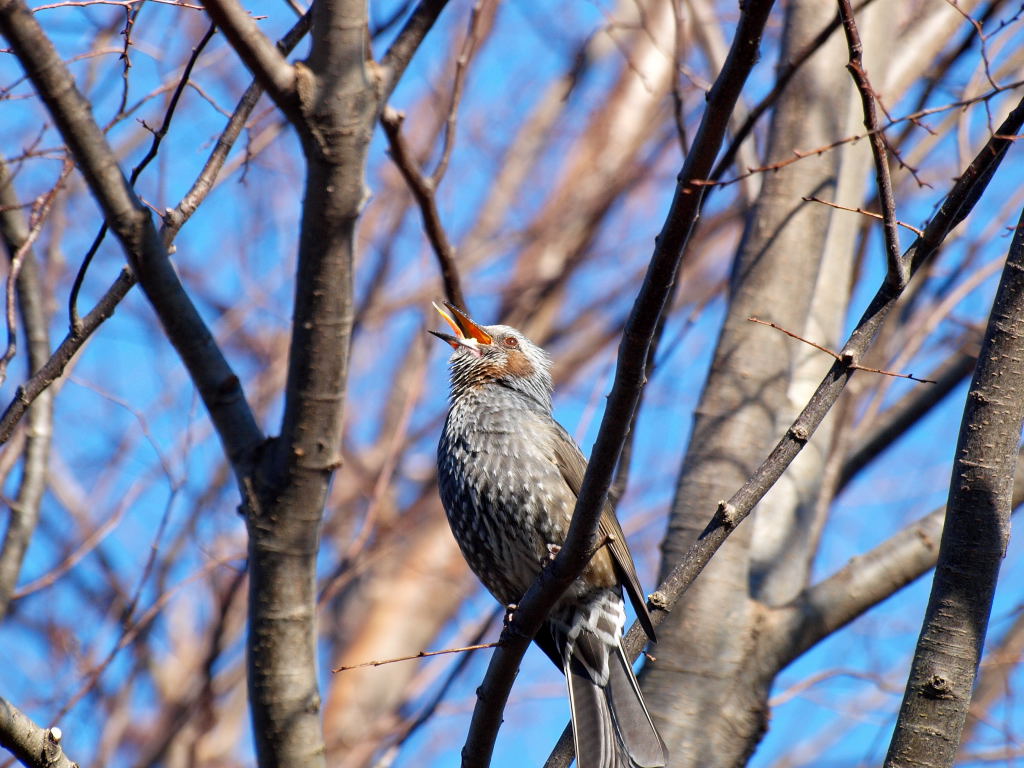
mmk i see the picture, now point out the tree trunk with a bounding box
[642,1,889,763]
[885,205,1024,766]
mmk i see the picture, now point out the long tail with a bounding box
[559,594,667,768]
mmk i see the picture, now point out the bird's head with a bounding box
[430,301,553,407]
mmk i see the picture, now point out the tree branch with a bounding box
[0,12,311,446]
[0,157,54,620]
[379,0,451,100]
[634,95,1024,661]
[884,204,1024,767]
[772,449,1024,671]
[0,698,76,768]
[200,0,300,118]
[459,1,778,764]
[837,343,978,493]
[242,0,395,764]
[380,106,467,311]
[837,0,903,280]
[0,0,263,472]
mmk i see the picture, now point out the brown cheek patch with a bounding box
[504,349,535,378]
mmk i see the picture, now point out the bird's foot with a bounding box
[503,603,518,627]
[546,543,561,561]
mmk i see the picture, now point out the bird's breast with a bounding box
[437,396,574,604]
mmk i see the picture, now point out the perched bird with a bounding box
[430,301,667,768]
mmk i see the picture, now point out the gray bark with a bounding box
[644,2,869,763]
[884,207,1024,766]
[0,698,77,768]
[749,0,894,606]
[0,0,450,765]
[0,158,53,620]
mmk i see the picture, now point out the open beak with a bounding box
[429,301,492,354]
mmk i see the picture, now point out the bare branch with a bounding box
[0,699,77,768]
[803,194,923,235]
[380,107,467,311]
[460,1,778,763]
[837,0,903,281]
[838,345,978,493]
[431,0,492,186]
[379,0,452,100]
[885,205,1024,767]
[747,316,936,382]
[332,640,499,673]
[200,0,299,118]
[0,0,263,470]
[0,156,55,620]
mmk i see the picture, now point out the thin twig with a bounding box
[383,609,501,760]
[748,317,935,383]
[68,23,215,331]
[943,0,997,91]
[33,0,200,9]
[381,106,467,312]
[199,0,299,117]
[431,0,490,185]
[699,79,1024,189]
[837,0,904,284]
[112,0,143,123]
[332,641,500,673]
[803,195,923,236]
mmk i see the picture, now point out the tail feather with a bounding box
[561,618,671,768]
[565,649,666,767]
[558,589,667,768]
[606,643,667,767]
[566,660,620,768]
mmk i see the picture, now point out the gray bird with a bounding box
[431,301,667,768]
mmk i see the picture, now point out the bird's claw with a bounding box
[546,543,561,561]
[504,603,518,627]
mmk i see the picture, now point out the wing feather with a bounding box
[547,421,657,642]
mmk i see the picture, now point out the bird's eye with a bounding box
[503,336,519,348]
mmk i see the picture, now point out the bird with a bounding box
[430,300,667,768]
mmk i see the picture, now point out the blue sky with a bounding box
[2,0,1024,765]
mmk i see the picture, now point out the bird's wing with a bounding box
[548,421,657,642]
